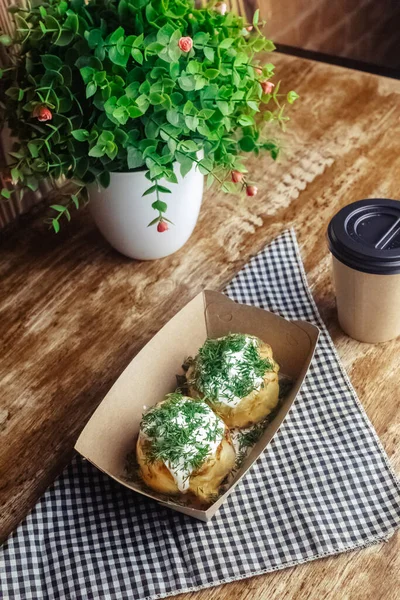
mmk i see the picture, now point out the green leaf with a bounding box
[114,129,129,146]
[94,71,106,84]
[166,109,180,126]
[193,31,209,48]
[26,176,38,191]
[113,106,129,124]
[54,29,75,47]
[72,129,89,142]
[183,100,194,116]
[131,48,143,64]
[253,9,260,26]
[71,194,79,209]
[99,130,114,143]
[125,81,140,99]
[133,33,144,48]
[1,188,11,199]
[0,34,12,46]
[204,69,219,80]
[28,140,42,157]
[287,90,299,104]
[5,87,20,100]
[169,62,180,79]
[127,146,144,169]
[156,23,175,45]
[149,164,163,179]
[156,185,171,194]
[185,115,199,131]
[178,74,195,92]
[109,46,129,67]
[198,108,214,119]
[76,55,103,70]
[176,152,193,178]
[15,14,29,33]
[250,38,263,52]
[59,1,68,13]
[247,101,259,111]
[180,140,198,152]
[60,65,72,86]
[206,174,214,189]
[216,101,230,116]
[263,110,274,122]
[52,219,60,233]
[142,185,157,196]
[198,158,213,175]
[264,40,275,52]
[86,81,97,99]
[146,41,164,54]
[187,61,201,75]
[51,204,67,213]
[170,92,183,105]
[110,26,124,44]
[239,135,256,151]
[203,46,214,61]
[222,181,240,193]
[219,38,234,49]
[149,92,163,105]
[42,54,62,71]
[87,29,103,49]
[64,12,79,33]
[147,216,161,227]
[238,115,255,127]
[80,66,94,84]
[128,105,143,119]
[88,145,105,157]
[99,171,111,188]
[152,199,167,212]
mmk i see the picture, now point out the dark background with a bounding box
[244,0,400,77]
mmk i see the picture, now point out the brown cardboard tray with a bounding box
[75,290,319,521]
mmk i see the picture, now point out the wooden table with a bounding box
[1,54,399,599]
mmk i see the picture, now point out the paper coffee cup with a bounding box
[327,199,400,343]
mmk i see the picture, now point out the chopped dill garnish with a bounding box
[238,423,265,450]
[191,333,273,405]
[141,394,225,473]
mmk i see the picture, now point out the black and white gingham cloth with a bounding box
[1,229,400,600]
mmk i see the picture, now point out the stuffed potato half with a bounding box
[186,333,280,428]
[137,394,236,502]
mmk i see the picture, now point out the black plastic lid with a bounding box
[327,199,400,275]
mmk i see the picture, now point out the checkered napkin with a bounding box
[1,230,400,600]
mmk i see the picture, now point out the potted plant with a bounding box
[0,0,298,259]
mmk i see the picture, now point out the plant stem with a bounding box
[151,118,224,185]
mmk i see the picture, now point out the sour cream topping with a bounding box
[195,335,267,407]
[140,395,225,492]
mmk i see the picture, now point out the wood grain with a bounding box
[1,54,399,599]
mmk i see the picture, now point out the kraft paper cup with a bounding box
[327,199,400,344]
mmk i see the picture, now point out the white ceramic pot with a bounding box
[88,160,204,260]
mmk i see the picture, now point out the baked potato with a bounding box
[186,333,280,428]
[137,393,236,502]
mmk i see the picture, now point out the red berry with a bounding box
[261,81,275,95]
[246,185,258,197]
[178,37,193,52]
[157,220,168,232]
[32,105,52,122]
[231,170,244,183]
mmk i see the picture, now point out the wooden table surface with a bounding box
[1,53,399,599]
